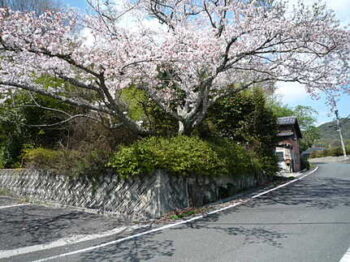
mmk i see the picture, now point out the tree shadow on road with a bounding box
[177,213,288,248]
[78,221,285,262]
[0,205,122,250]
[167,169,350,251]
[244,176,350,210]
[79,231,175,262]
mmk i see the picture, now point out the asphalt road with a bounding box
[1,162,350,262]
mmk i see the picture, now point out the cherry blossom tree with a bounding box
[0,0,349,135]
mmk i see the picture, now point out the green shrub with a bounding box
[310,146,350,158]
[23,147,110,177]
[62,149,111,177]
[22,137,278,178]
[206,88,278,157]
[23,148,62,169]
[329,147,345,156]
[108,136,277,178]
[0,146,6,169]
[311,150,323,158]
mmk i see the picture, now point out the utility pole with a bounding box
[335,109,347,159]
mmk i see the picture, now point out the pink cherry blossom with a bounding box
[0,0,349,134]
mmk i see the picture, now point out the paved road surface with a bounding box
[1,163,349,262]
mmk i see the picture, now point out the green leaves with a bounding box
[206,88,278,158]
[22,147,111,177]
[22,147,63,169]
[0,89,83,168]
[0,146,7,169]
[119,86,148,121]
[108,136,275,178]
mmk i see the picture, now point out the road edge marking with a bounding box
[30,166,319,262]
[0,226,140,259]
[339,246,350,262]
[0,203,30,210]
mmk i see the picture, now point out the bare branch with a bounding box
[26,114,100,127]
[55,74,101,92]
[27,91,71,117]
[138,85,181,121]
[0,81,113,115]
[97,72,150,135]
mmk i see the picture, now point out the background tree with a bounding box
[0,0,349,135]
[316,117,350,148]
[0,88,82,167]
[206,88,278,157]
[0,88,138,169]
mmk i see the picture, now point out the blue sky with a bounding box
[61,0,350,125]
[61,0,88,10]
[275,81,350,125]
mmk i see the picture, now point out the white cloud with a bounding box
[107,0,167,33]
[79,1,167,48]
[275,81,309,104]
[275,82,334,125]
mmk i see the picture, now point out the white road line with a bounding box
[340,246,350,262]
[30,166,319,262]
[0,203,30,209]
[0,225,143,259]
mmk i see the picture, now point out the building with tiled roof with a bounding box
[276,116,302,172]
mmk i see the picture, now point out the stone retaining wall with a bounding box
[0,169,270,221]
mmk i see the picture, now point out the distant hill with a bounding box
[317,118,350,147]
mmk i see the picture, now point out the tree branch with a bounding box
[25,114,100,127]
[0,81,113,115]
[55,74,101,92]
[97,72,150,135]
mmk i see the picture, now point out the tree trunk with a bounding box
[178,120,193,136]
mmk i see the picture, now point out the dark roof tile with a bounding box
[277,116,297,125]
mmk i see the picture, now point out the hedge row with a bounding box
[310,146,350,158]
[23,136,278,178]
[107,136,278,178]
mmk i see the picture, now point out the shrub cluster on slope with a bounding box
[108,136,278,178]
[2,86,280,179]
[22,147,111,177]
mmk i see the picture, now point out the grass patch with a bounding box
[167,207,208,220]
[0,187,13,196]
